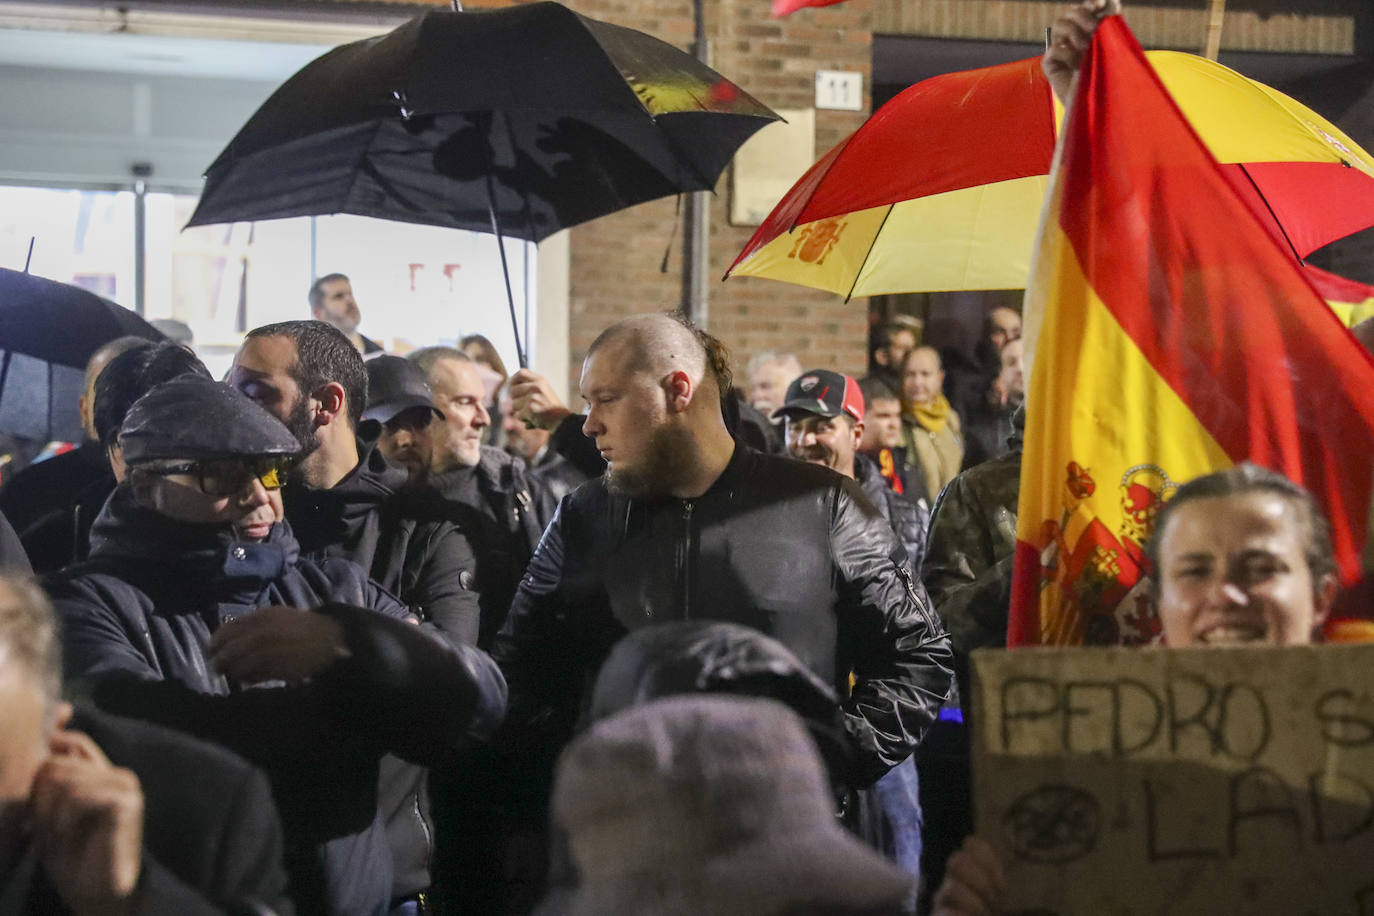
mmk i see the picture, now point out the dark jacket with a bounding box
[854,453,930,578]
[492,444,953,794]
[960,400,1018,471]
[0,442,113,573]
[0,509,30,573]
[284,440,481,644]
[285,441,485,900]
[529,449,593,506]
[75,706,293,915]
[278,439,483,900]
[920,412,1022,710]
[428,446,555,648]
[46,486,508,916]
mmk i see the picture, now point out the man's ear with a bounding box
[663,370,693,413]
[851,420,865,449]
[312,381,348,427]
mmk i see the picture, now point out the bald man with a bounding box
[492,313,953,806]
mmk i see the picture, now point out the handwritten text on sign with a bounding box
[972,645,1374,915]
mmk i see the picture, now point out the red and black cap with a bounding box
[771,369,865,424]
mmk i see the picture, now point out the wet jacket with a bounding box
[855,453,930,579]
[284,439,483,900]
[0,442,113,573]
[284,439,481,643]
[920,413,1022,708]
[529,449,593,505]
[492,444,954,792]
[961,401,1018,471]
[428,446,556,648]
[46,486,508,916]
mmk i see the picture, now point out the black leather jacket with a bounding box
[492,444,953,788]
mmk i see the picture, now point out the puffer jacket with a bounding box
[492,444,953,792]
[46,485,508,916]
[855,452,930,578]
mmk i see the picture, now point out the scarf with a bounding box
[907,393,953,435]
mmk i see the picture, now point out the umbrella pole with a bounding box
[485,175,528,369]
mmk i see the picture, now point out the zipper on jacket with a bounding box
[414,787,433,877]
[680,500,695,619]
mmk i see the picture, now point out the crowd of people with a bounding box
[0,0,1361,913]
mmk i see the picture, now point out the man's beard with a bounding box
[284,396,321,466]
[604,423,699,500]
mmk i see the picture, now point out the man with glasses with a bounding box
[46,375,508,916]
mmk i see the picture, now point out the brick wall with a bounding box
[872,0,1359,55]
[560,0,874,390]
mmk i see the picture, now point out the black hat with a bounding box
[771,370,865,424]
[362,355,442,425]
[120,375,300,465]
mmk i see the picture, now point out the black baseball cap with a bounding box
[362,355,443,425]
[771,370,865,424]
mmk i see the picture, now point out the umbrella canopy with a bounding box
[187,2,779,243]
[0,269,163,442]
[726,52,1374,297]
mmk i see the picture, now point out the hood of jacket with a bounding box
[284,438,407,555]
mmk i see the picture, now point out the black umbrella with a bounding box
[186,1,780,365]
[0,269,163,442]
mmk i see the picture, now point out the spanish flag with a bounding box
[1010,17,1374,647]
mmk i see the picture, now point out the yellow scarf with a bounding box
[907,393,952,435]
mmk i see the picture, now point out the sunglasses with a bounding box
[138,457,293,497]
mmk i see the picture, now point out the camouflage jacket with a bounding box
[920,449,1020,707]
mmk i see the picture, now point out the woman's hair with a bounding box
[1146,463,1337,594]
[459,334,508,381]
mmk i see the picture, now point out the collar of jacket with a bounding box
[283,438,404,547]
[86,483,299,589]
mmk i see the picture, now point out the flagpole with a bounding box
[1203,0,1225,61]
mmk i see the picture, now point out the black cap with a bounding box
[120,375,300,465]
[771,370,865,424]
[362,355,442,425]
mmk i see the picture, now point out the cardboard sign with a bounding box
[972,645,1374,915]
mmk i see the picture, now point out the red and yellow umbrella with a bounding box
[725,53,1374,298]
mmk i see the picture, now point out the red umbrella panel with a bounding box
[727,53,1374,297]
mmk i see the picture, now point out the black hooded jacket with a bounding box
[284,440,481,644]
[0,441,113,573]
[45,486,508,916]
[492,444,953,794]
[284,442,488,899]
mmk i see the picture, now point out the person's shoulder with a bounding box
[743,448,839,488]
[43,562,143,604]
[76,706,260,788]
[957,450,1021,492]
